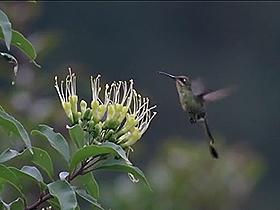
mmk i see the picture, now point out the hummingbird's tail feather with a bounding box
[209,142,219,159]
[203,118,219,159]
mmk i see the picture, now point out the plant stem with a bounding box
[25,155,107,209]
[25,163,84,210]
[26,193,53,210]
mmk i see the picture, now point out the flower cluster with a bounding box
[54,68,156,148]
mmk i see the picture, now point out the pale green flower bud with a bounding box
[106,105,115,121]
[117,132,131,144]
[62,102,72,119]
[98,105,107,121]
[120,128,142,147]
[115,106,129,125]
[113,104,123,119]
[103,105,116,129]
[104,105,130,130]
[88,120,95,132]
[56,69,156,147]
[73,111,81,124]
[80,100,87,115]
[92,122,102,138]
[105,129,115,141]
[116,114,139,137]
[69,95,78,114]
[91,100,100,122]
[83,108,92,120]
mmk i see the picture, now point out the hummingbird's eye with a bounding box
[179,78,188,84]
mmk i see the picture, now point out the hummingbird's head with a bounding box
[174,76,191,89]
[158,71,191,91]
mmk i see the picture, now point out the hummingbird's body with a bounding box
[158,71,236,159]
[175,82,206,123]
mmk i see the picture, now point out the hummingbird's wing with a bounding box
[191,77,207,96]
[201,85,237,102]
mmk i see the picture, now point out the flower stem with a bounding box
[25,159,94,210]
[26,193,53,210]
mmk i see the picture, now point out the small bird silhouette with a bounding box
[158,71,237,159]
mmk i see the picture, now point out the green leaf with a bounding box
[0,10,12,50]
[31,124,70,163]
[69,142,131,172]
[0,52,18,84]
[28,0,37,3]
[74,172,99,199]
[9,166,42,182]
[9,166,47,191]
[0,164,23,196]
[0,148,19,163]
[10,198,24,210]
[0,200,4,210]
[59,171,69,180]
[21,165,44,182]
[93,159,152,191]
[0,178,6,193]
[100,142,131,164]
[21,147,54,180]
[0,198,7,209]
[68,124,85,149]
[47,197,61,210]
[0,109,33,154]
[75,189,104,210]
[0,197,24,210]
[0,28,40,67]
[0,147,53,180]
[47,180,77,210]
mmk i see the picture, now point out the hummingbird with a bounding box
[158,71,236,159]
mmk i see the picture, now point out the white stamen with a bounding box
[54,69,77,104]
[89,73,157,142]
[54,76,65,103]
[91,74,101,102]
[120,81,128,105]
[60,80,66,102]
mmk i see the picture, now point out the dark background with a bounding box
[1,2,279,209]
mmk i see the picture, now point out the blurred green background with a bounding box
[0,2,278,209]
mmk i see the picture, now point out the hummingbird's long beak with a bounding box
[158,71,175,79]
